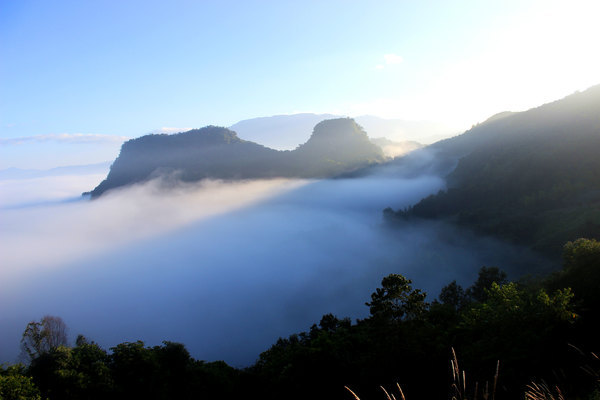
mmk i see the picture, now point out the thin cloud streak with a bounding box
[375,53,403,70]
[0,133,130,146]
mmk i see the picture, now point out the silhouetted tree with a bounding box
[466,266,507,302]
[438,280,468,311]
[21,316,68,361]
[366,274,428,322]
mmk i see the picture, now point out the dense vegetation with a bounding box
[3,238,600,400]
[90,118,385,197]
[387,85,600,256]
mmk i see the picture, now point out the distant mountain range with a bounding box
[0,162,111,180]
[89,118,384,197]
[229,113,339,150]
[388,84,600,255]
[230,114,453,149]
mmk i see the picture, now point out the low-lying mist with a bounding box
[0,154,552,366]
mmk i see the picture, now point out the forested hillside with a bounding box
[4,238,600,399]
[388,85,600,256]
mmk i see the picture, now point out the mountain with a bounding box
[288,118,386,177]
[230,113,339,150]
[89,118,384,197]
[0,162,110,180]
[229,113,455,150]
[389,84,600,255]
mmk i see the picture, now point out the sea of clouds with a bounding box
[0,154,552,366]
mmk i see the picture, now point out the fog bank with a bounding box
[0,159,551,366]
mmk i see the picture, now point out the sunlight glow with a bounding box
[349,1,600,131]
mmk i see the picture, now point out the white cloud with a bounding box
[375,53,403,70]
[0,133,130,146]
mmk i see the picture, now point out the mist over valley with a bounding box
[0,143,550,366]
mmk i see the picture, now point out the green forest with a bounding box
[2,238,600,400]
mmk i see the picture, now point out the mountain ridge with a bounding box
[230,113,454,149]
[89,118,384,197]
[389,84,600,255]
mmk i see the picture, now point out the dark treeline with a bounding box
[2,238,600,400]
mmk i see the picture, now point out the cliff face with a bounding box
[90,119,385,197]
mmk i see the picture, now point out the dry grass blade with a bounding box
[346,383,404,400]
[396,383,406,400]
[581,364,597,377]
[525,382,542,400]
[345,386,361,400]
[567,343,585,356]
[452,348,460,376]
[525,381,564,400]
[380,386,392,400]
[450,347,468,400]
[451,359,457,382]
[344,350,502,400]
[491,360,500,400]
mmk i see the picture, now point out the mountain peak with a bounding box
[309,118,368,140]
[292,118,384,174]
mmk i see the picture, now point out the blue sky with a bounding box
[1,0,599,168]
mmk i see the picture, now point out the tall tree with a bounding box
[466,266,507,303]
[366,274,428,322]
[20,316,68,361]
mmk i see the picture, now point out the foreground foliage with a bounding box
[3,239,599,399]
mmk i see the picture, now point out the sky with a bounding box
[1,0,600,169]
